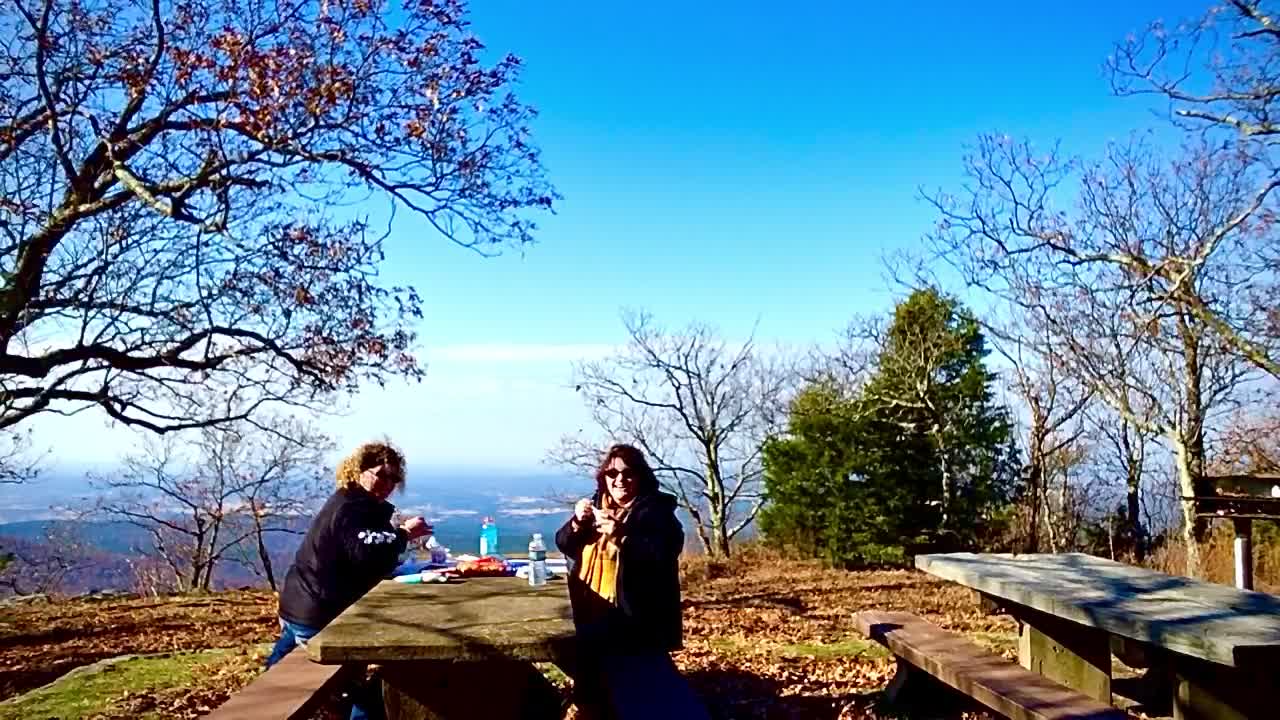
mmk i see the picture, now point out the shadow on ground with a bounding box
[685,666,882,720]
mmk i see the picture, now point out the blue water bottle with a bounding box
[480,516,499,557]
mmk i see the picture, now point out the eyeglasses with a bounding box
[604,468,636,482]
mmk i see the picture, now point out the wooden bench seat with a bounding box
[202,651,358,720]
[855,611,1128,720]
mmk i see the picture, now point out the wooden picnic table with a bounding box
[307,576,576,720]
[917,552,1280,720]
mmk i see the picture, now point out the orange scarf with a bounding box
[578,499,629,604]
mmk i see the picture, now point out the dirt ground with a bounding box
[0,550,1029,719]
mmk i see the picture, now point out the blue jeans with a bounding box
[266,617,383,720]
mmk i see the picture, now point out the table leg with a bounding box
[1016,612,1111,703]
[380,659,565,720]
[1169,656,1263,720]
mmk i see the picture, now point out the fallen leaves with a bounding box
[0,590,278,702]
[671,551,1014,719]
[0,550,1032,719]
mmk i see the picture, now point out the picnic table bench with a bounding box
[201,650,358,720]
[914,552,1280,720]
[856,610,1127,720]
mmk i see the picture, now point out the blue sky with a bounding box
[32,0,1212,474]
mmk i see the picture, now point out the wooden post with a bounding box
[1017,614,1112,703]
[1232,518,1253,591]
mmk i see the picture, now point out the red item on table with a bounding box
[453,557,509,577]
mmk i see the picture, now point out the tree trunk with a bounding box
[254,510,278,592]
[202,519,222,592]
[705,451,731,558]
[190,523,206,591]
[1176,309,1211,578]
[1024,428,1044,553]
[1126,483,1143,561]
[260,539,277,592]
[1043,481,1060,553]
[1119,421,1145,561]
[1026,461,1043,552]
[935,429,952,530]
[1173,439,1204,578]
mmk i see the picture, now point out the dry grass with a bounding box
[1145,524,1280,593]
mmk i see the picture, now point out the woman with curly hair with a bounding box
[267,440,431,720]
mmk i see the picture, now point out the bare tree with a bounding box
[0,0,556,436]
[927,135,1258,576]
[0,429,39,484]
[0,512,90,596]
[196,416,331,591]
[95,413,331,591]
[1085,397,1163,560]
[987,316,1094,552]
[1108,1,1280,379]
[1038,436,1099,553]
[550,311,791,558]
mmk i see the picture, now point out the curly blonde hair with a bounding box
[336,441,406,491]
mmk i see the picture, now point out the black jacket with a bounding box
[279,487,409,628]
[555,491,684,653]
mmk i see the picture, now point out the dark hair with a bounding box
[594,443,659,499]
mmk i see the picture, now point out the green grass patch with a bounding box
[706,636,888,660]
[774,639,887,660]
[969,631,1018,656]
[0,647,241,720]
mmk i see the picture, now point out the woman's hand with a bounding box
[594,508,619,538]
[574,498,594,523]
[401,516,433,540]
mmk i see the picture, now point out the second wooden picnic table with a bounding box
[917,552,1280,720]
[306,576,576,720]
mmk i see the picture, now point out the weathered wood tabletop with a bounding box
[916,552,1280,668]
[307,577,576,720]
[917,552,1280,719]
[307,576,576,664]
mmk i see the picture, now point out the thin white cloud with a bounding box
[428,343,615,364]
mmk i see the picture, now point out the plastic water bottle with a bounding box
[426,535,447,564]
[528,533,548,587]
[480,516,499,557]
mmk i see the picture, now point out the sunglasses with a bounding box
[368,465,403,484]
[604,468,636,482]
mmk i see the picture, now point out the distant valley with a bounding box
[0,468,589,595]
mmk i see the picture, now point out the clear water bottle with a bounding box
[480,516,499,557]
[528,533,548,587]
[426,535,447,564]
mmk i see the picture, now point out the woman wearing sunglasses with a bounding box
[267,440,432,720]
[555,443,687,719]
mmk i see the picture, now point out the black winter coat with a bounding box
[279,487,408,628]
[555,491,684,654]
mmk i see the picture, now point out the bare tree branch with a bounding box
[547,310,793,557]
